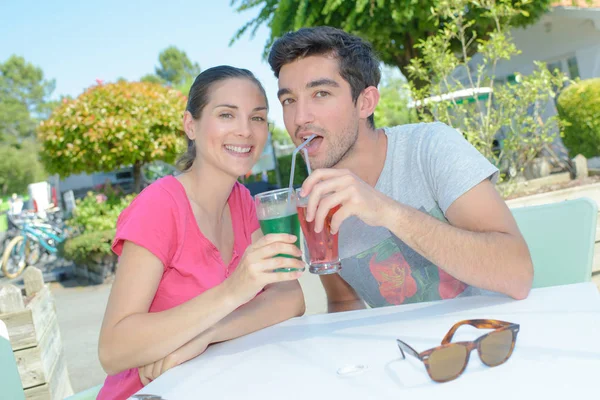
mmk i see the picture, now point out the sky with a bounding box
[0,0,288,128]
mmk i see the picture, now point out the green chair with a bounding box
[65,384,103,400]
[0,319,26,400]
[511,197,597,288]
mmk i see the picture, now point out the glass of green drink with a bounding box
[254,188,303,272]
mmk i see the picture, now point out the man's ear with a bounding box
[183,111,196,141]
[358,86,380,121]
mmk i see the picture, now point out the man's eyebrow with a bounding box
[306,78,340,89]
[277,88,291,99]
[277,79,340,99]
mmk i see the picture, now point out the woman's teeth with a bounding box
[225,145,251,153]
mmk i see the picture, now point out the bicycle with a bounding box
[1,213,68,279]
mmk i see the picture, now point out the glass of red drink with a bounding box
[295,190,342,275]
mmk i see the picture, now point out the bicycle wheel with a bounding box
[25,236,42,265]
[2,236,27,279]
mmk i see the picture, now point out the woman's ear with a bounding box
[183,111,196,141]
[358,86,380,121]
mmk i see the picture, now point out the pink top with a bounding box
[98,176,260,400]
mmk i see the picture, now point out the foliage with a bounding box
[61,229,116,265]
[271,125,293,145]
[0,142,46,196]
[374,68,417,127]
[276,153,309,187]
[38,81,187,192]
[0,55,56,144]
[406,0,567,184]
[67,185,134,233]
[140,74,164,85]
[142,46,200,90]
[230,0,552,87]
[557,78,600,158]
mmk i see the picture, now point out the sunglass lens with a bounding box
[427,344,468,382]
[480,329,514,366]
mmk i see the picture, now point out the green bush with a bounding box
[557,78,600,158]
[242,153,309,188]
[61,229,115,264]
[276,153,308,187]
[67,188,134,233]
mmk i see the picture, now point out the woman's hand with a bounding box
[226,233,305,304]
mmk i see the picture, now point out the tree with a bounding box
[38,81,187,192]
[153,46,200,86]
[0,141,46,196]
[374,67,416,128]
[230,0,553,88]
[406,0,567,187]
[0,55,55,144]
[140,74,164,85]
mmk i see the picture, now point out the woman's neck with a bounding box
[179,161,238,223]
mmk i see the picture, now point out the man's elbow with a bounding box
[508,250,534,300]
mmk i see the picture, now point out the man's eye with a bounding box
[281,98,295,106]
[219,113,233,119]
[315,91,330,98]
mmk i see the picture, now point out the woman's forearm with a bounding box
[99,280,241,375]
[211,280,305,343]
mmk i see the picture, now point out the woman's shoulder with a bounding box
[119,176,184,222]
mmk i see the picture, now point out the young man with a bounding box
[268,26,533,312]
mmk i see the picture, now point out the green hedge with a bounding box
[276,153,309,187]
[242,153,309,188]
[61,229,115,265]
[557,78,600,158]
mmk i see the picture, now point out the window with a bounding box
[567,56,580,79]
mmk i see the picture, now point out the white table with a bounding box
[133,283,600,399]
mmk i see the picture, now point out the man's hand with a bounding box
[300,168,394,234]
[138,328,214,386]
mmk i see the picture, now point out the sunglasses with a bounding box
[396,319,519,383]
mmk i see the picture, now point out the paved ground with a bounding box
[51,280,111,392]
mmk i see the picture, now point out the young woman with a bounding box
[97,66,306,400]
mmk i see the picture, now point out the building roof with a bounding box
[553,0,600,8]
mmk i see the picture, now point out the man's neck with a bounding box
[335,126,387,188]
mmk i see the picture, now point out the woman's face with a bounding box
[185,78,269,178]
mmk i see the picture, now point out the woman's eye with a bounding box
[315,91,329,98]
[219,113,233,119]
[251,116,266,122]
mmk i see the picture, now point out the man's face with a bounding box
[277,55,360,169]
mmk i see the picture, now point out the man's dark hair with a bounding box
[268,26,381,128]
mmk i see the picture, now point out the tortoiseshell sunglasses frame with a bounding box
[396,319,520,383]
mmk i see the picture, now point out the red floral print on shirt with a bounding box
[438,268,467,299]
[369,252,417,305]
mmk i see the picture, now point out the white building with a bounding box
[496,1,600,86]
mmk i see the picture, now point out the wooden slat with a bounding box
[0,286,54,351]
[24,352,73,400]
[15,313,61,389]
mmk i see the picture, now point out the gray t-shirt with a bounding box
[338,122,499,307]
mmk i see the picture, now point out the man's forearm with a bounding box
[382,201,532,299]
